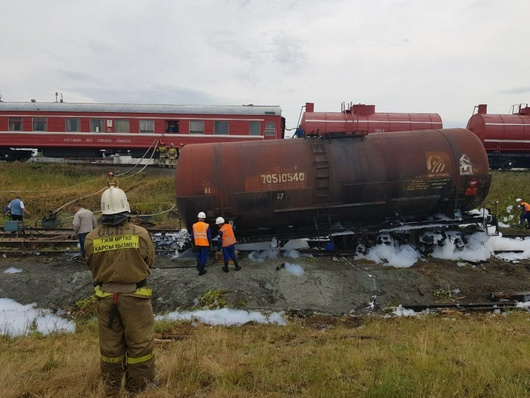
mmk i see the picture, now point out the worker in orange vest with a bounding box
[190,212,211,275]
[516,198,530,227]
[216,217,241,273]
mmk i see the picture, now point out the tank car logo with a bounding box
[426,152,448,174]
[459,153,473,175]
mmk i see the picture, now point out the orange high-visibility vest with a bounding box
[522,202,530,212]
[192,221,210,246]
[219,224,236,247]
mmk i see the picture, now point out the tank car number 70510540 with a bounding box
[261,172,306,184]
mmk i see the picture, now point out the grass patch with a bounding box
[2,312,530,397]
[0,163,177,228]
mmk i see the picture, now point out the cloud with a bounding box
[500,87,530,95]
[2,0,529,130]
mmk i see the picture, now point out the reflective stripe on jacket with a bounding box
[219,224,236,247]
[168,147,177,158]
[192,221,210,246]
[94,285,153,298]
[85,221,155,285]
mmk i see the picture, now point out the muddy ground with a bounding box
[1,249,529,316]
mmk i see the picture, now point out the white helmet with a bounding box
[101,187,131,215]
[197,211,206,219]
[216,217,225,225]
[516,198,522,203]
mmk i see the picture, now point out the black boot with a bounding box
[198,268,207,276]
[234,259,241,271]
[222,262,229,273]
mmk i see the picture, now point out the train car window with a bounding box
[214,121,229,135]
[140,119,154,133]
[66,118,80,132]
[190,120,204,134]
[166,120,179,133]
[8,117,23,131]
[32,118,47,131]
[115,119,130,133]
[90,119,105,132]
[264,122,276,136]
[249,121,260,135]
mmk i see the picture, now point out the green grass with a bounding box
[485,171,530,224]
[0,163,176,227]
[2,313,530,397]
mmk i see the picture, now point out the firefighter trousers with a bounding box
[97,293,155,392]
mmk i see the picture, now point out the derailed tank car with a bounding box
[175,128,492,248]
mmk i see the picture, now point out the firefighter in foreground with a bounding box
[216,217,241,273]
[84,187,156,393]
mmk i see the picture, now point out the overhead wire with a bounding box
[118,140,159,180]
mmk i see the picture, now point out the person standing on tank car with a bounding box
[84,187,156,394]
[216,217,241,273]
[157,141,167,168]
[107,171,119,187]
[190,211,211,276]
[516,198,530,227]
[72,203,97,262]
[293,125,305,138]
[8,196,30,221]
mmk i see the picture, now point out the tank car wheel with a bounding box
[336,234,357,249]
[410,230,438,254]
[444,231,466,250]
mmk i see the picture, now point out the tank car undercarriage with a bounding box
[234,212,498,256]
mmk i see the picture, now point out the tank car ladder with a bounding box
[308,138,333,233]
[309,138,331,204]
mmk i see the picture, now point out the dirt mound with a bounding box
[1,252,528,315]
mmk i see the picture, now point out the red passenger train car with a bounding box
[299,102,442,136]
[466,103,530,169]
[0,101,284,160]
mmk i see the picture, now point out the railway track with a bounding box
[0,226,182,255]
[401,302,522,313]
[1,224,528,259]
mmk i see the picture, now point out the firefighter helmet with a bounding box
[101,187,131,215]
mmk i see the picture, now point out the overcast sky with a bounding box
[2,0,528,130]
